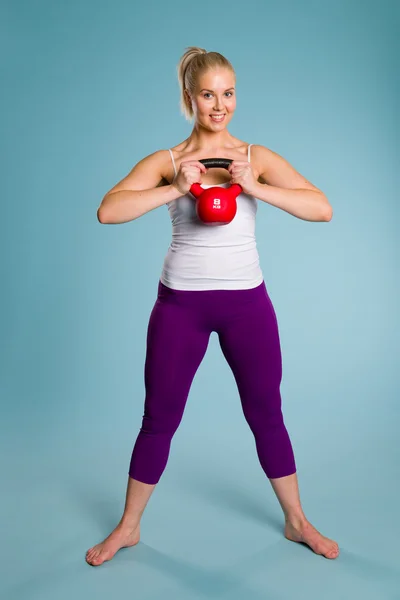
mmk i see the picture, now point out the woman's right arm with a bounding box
[97,150,182,224]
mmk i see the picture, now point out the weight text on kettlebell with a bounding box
[213,199,221,210]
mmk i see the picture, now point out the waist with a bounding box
[161,244,263,290]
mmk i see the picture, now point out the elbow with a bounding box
[320,195,333,222]
[97,197,111,223]
[97,207,107,223]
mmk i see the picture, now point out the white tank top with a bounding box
[160,144,264,290]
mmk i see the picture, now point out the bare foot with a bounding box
[85,521,140,566]
[284,518,339,559]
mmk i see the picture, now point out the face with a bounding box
[187,67,236,129]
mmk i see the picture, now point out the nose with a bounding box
[213,97,225,111]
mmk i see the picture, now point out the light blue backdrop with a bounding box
[1,0,399,598]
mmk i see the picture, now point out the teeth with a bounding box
[211,114,225,120]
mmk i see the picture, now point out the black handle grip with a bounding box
[199,158,232,170]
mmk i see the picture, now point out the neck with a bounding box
[183,123,236,153]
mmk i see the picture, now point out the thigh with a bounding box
[143,296,211,421]
[217,287,283,399]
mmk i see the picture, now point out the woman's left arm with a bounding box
[248,145,332,222]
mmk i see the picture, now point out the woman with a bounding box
[86,47,338,566]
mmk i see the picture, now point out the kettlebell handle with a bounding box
[198,158,233,170]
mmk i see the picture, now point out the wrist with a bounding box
[171,181,186,197]
[251,181,267,198]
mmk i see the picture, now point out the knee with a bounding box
[243,397,284,433]
[140,411,182,438]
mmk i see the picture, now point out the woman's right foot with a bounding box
[85,521,140,566]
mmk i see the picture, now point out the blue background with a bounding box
[1,0,399,598]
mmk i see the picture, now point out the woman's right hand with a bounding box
[172,160,207,195]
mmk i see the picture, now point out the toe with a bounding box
[90,554,100,565]
[93,551,106,565]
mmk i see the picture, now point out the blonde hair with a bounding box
[177,46,235,121]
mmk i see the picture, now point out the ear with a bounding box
[184,89,192,107]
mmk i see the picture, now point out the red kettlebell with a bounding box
[189,158,242,226]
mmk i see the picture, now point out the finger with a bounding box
[195,161,208,173]
[230,169,245,178]
[182,160,207,173]
[182,167,204,179]
[228,163,243,173]
[186,167,205,178]
[181,160,207,172]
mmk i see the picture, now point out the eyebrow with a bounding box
[200,87,235,92]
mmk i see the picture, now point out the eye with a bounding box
[203,91,234,99]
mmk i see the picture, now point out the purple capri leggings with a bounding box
[129,280,297,484]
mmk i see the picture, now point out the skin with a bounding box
[87,67,338,566]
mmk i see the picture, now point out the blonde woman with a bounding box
[86,47,338,566]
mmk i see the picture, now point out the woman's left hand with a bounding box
[228,161,259,196]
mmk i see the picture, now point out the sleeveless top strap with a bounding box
[247,143,253,163]
[168,149,177,177]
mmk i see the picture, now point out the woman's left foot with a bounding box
[284,518,339,559]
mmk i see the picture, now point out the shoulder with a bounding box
[249,144,288,175]
[135,149,175,186]
[133,148,171,169]
[104,149,174,196]
[147,148,173,166]
[250,144,322,191]
[249,144,275,161]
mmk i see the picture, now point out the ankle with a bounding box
[119,516,141,529]
[285,512,307,528]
